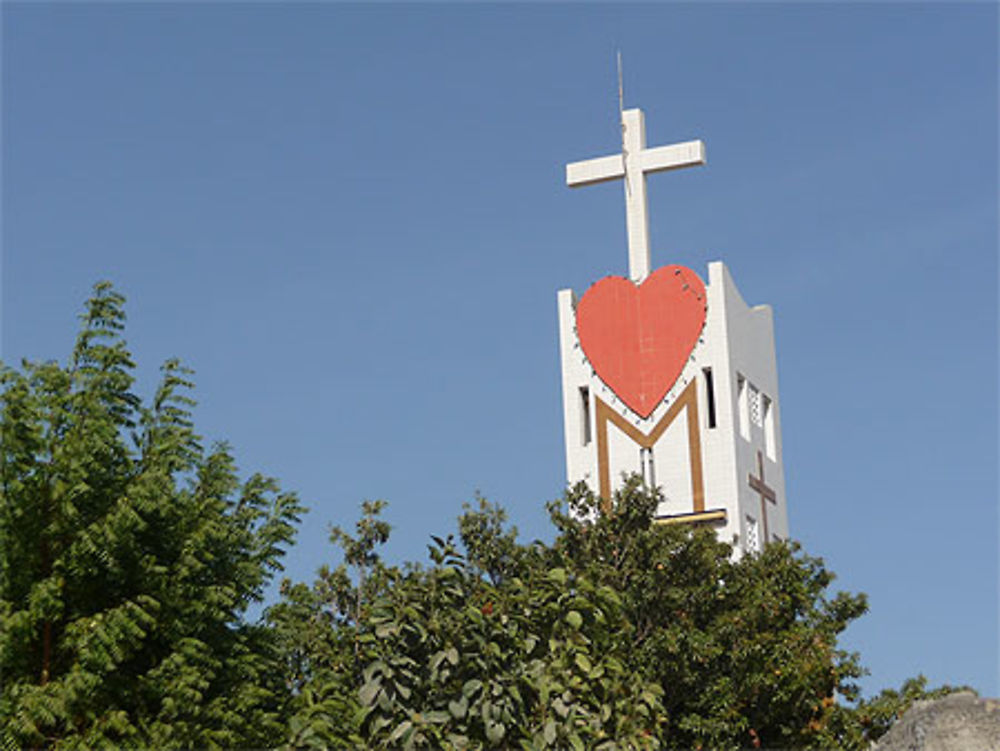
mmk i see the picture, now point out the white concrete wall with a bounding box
[712,262,788,551]
[651,411,693,516]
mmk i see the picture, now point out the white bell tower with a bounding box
[556,105,789,555]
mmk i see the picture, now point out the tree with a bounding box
[0,282,304,749]
[355,536,664,750]
[271,501,663,750]
[268,499,397,749]
[275,480,884,750]
[546,478,869,750]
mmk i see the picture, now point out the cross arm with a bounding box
[640,140,706,174]
[748,475,777,503]
[566,154,624,188]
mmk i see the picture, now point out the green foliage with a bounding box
[277,479,955,750]
[356,536,663,749]
[458,493,521,586]
[268,500,400,749]
[0,282,304,749]
[271,500,662,749]
[546,479,871,750]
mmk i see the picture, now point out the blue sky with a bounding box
[3,4,996,699]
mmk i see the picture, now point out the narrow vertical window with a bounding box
[749,384,762,427]
[640,447,656,488]
[745,515,760,553]
[579,386,591,446]
[763,395,776,461]
[737,375,750,441]
[703,367,717,429]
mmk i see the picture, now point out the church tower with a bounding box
[557,106,788,555]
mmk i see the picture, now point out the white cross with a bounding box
[566,108,706,282]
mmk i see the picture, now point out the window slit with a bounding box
[703,367,717,429]
[580,387,591,446]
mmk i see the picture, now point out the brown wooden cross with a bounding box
[747,450,777,543]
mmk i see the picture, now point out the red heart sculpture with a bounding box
[576,265,706,418]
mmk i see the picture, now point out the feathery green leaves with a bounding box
[0,282,303,749]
